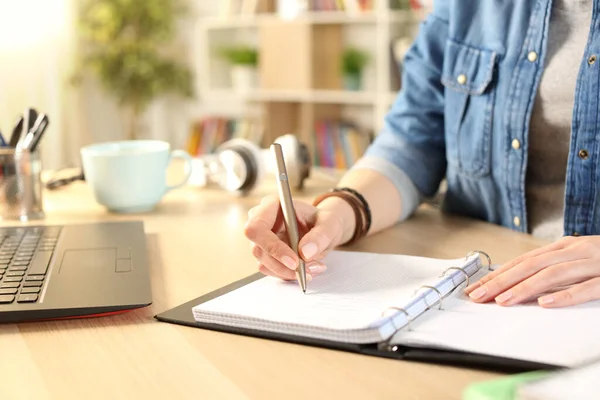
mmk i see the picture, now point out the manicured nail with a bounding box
[281,256,297,270]
[469,286,487,300]
[305,273,313,282]
[308,263,327,275]
[495,291,513,303]
[301,243,318,259]
[538,296,554,305]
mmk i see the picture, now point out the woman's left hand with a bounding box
[464,235,600,308]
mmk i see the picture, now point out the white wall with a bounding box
[0,0,220,171]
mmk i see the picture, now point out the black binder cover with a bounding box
[155,273,561,374]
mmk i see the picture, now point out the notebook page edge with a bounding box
[191,250,480,344]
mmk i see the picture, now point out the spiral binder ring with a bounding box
[381,306,412,331]
[414,285,444,310]
[442,266,470,287]
[466,250,493,271]
[378,307,412,352]
[377,250,492,353]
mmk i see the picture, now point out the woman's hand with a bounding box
[464,235,600,308]
[244,195,345,281]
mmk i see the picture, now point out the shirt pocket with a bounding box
[441,39,498,177]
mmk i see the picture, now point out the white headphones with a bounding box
[188,134,311,194]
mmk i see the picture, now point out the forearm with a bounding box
[315,168,403,246]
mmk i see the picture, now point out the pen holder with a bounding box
[0,148,44,221]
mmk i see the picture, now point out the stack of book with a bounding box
[312,120,372,169]
[186,116,264,156]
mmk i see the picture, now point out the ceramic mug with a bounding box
[81,140,192,213]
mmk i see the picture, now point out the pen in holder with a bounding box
[0,148,44,221]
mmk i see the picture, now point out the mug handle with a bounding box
[165,150,193,193]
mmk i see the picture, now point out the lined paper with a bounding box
[193,251,473,343]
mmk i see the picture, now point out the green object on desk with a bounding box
[462,371,552,400]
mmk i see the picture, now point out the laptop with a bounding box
[0,220,152,323]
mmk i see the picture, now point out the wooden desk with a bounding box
[0,172,549,400]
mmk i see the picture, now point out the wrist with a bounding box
[313,196,356,246]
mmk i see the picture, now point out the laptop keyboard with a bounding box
[0,226,61,304]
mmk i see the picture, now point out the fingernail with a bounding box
[539,296,554,305]
[469,286,487,300]
[301,243,318,259]
[463,283,477,293]
[308,263,327,275]
[281,256,297,270]
[306,273,313,282]
[495,291,513,303]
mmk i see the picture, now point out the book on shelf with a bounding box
[313,0,374,12]
[389,0,423,10]
[276,0,374,14]
[186,116,264,156]
[312,119,372,169]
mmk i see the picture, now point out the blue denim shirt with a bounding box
[359,0,600,236]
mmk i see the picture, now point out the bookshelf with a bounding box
[192,0,423,169]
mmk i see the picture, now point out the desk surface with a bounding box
[0,171,549,400]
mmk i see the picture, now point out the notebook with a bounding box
[156,250,600,372]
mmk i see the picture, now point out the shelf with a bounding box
[202,10,414,30]
[205,89,379,105]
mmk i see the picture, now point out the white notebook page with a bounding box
[393,269,600,367]
[517,359,600,400]
[193,251,474,343]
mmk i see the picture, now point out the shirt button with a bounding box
[457,74,467,85]
[511,139,521,150]
[589,55,597,65]
[578,149,589,160]
[527,51,538,62]
[513,216,521,227]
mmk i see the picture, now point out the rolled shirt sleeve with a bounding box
[350,155,422,221]
[356,1,449,219]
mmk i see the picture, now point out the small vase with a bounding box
[343,73,362,91]
[231,65,257,92]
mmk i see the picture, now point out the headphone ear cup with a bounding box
[230,144,258,193]
[214,138,264,193]
[272,134,311,189]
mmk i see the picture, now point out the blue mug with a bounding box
[81,140,192,213]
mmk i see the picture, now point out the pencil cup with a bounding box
[0,148,44,221]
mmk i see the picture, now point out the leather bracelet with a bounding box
[312,191,366,244]
[333,187,372,234]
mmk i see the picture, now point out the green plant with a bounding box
[218,46,259,67]
[342,48,369,76]
[75,0,194,140]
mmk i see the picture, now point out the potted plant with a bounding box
[74,0,194,140]
[342,48,369,91]
[218,46,259,92]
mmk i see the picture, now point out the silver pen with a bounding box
[271,143,307,293]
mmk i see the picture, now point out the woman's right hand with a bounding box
[244,195,346,281]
